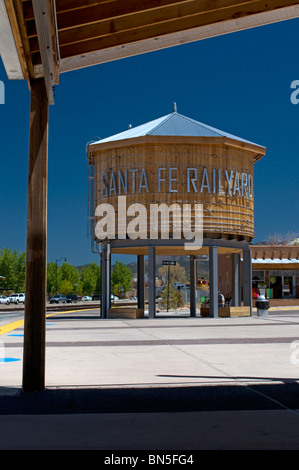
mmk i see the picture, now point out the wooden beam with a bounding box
[10,0,36,79]
[3,0,30,79]
[22,77,48,393]
[0,0,24,79]
[31,0,60,103]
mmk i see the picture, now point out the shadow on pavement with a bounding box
[1,381,299,415]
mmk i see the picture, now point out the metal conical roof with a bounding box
[91,107,261,147]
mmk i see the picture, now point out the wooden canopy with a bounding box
[2,0,299,103]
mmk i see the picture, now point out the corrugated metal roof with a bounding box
[90,110,262,147]
[252,259,299,264]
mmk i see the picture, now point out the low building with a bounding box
[218,243,299,303]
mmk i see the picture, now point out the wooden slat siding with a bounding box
[92,137,264,243]
[201,306,251,317]
[108,307,144,319]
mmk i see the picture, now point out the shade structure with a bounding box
[1,1,299,102]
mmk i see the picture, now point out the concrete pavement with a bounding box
[1,308,299,450]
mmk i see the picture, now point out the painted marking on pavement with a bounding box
[0,308,97,336]
[0,358,20,362]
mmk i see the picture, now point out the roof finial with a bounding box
[173,102,177,113]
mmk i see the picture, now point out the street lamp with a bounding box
[55,257,66,294]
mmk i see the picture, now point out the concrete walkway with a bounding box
[0,308,299,450]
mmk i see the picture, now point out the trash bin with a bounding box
[255,295,270,317]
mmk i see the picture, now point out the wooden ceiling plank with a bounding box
[45,3,299,75]
[25,0,198,36]
[56,0,254,49]
[55,0,299,59]
[57,0,254,31]
[23,0,105,20]
[29,0,247,51]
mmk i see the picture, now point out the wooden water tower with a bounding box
[88,106,266,318]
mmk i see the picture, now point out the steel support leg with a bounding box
[232,253,241,306]
[243,248,252,314]
[137,255,145,309]
[209,246,218,318]
[148,246,156,318]
[190,255,197,317]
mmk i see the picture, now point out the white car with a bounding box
[8,293,20,304]
[0,295,10,305]
[8,293,25,304]
[82,296,92,301]
[17,293,25,303]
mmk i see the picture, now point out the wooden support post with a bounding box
[209,246,218,318]
[22,78,49,392]
[190,255,197,317]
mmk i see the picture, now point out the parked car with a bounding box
[82,296,92,301]
[111,295,119,300]
[49,294,67,304]
[92,294,101,301]
[17,293,25,303]
[0,295,10,305]
[8,293,25,304]
[66,294,78,303]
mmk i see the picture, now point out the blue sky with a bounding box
[0,18,298,267]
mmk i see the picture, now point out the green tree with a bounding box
[47,262,58,296]
[80,262,101,296]
[0,248,25,293]
[59,279,74,296]
[160,284,184,309]
[47,261,80,295]
[111,261,132,297]
[58,262,80,294]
